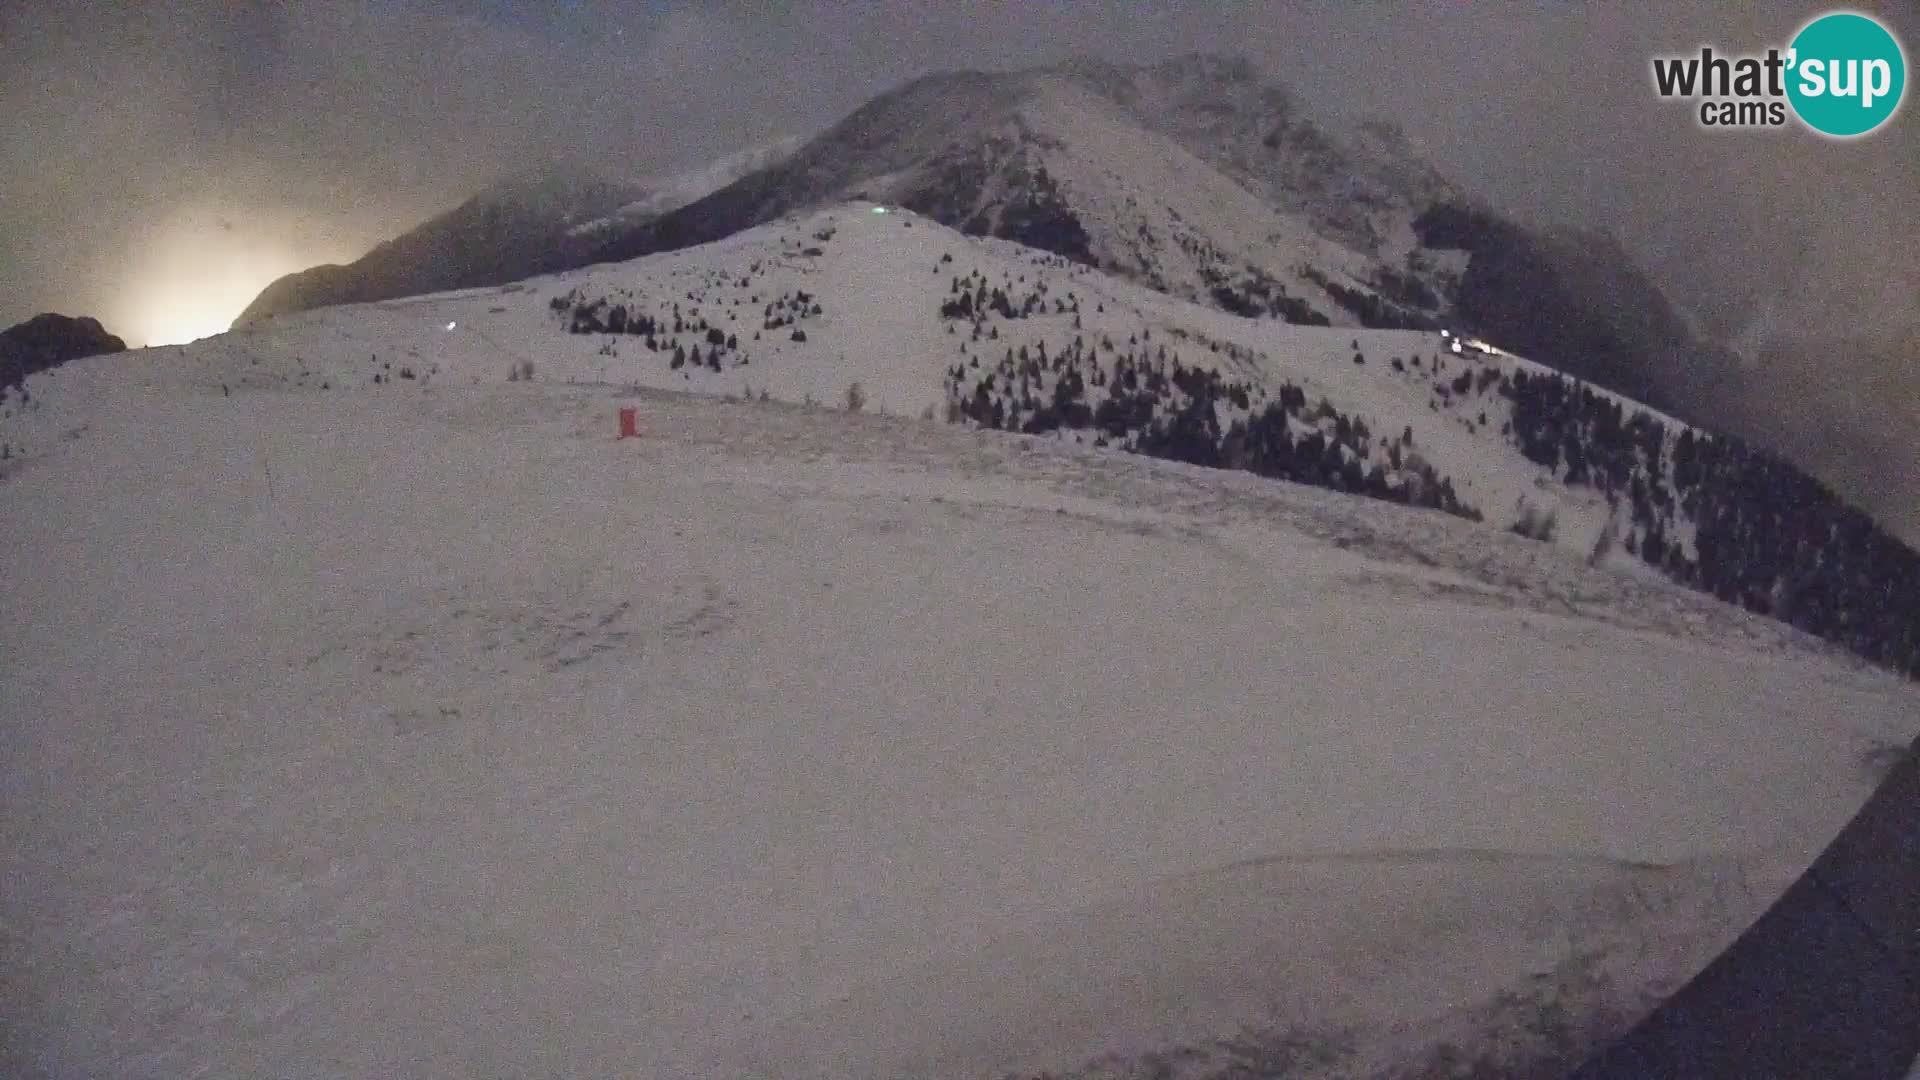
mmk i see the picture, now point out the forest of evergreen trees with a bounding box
[548,282,827,375]
[1500,367,1920,678]
[1300,267,1438,331]
[1199,265,1331,326]
[939,293,1479,522]
[934,266,1920,678]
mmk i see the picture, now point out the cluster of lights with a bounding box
[1439,328,1497,356]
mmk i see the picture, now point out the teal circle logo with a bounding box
[1787,12,1907,137]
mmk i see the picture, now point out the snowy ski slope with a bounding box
[3,207,1915,1077]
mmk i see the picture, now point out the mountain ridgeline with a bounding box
[244,54,1724,430]
[220,54,1920,680]
[231,141,801,329]
[234,172,650,327]
[594,55,1723,425]
[906,268,1920,678]
[569,204,1920,681]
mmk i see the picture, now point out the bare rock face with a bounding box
[0,313,127,391]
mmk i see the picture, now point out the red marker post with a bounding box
[618,407,639,439]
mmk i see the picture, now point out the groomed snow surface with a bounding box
[5,209,1918,1076]
[4,371,1915,1078]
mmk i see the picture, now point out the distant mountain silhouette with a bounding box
[1,313,127,391]
[234,140,801,328]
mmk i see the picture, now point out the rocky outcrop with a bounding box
[0,313,127,391]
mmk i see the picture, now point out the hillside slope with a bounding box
[152,206,1630,546]
[4,337,1917,1075]
[233,169,650,327]
[233,141,802,328]
[41,203,1920,681]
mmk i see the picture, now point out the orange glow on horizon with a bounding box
[114,209,356,347]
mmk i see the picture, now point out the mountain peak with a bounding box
[236,54,1712,444]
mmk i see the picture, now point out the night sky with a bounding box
[3,1,1913,353]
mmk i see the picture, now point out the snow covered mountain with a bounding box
[9,186,1920,1076]
[594,54,1722,421]
[239,55,1720,429]
[58,201,1920,685]
[600,55,1451,328]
